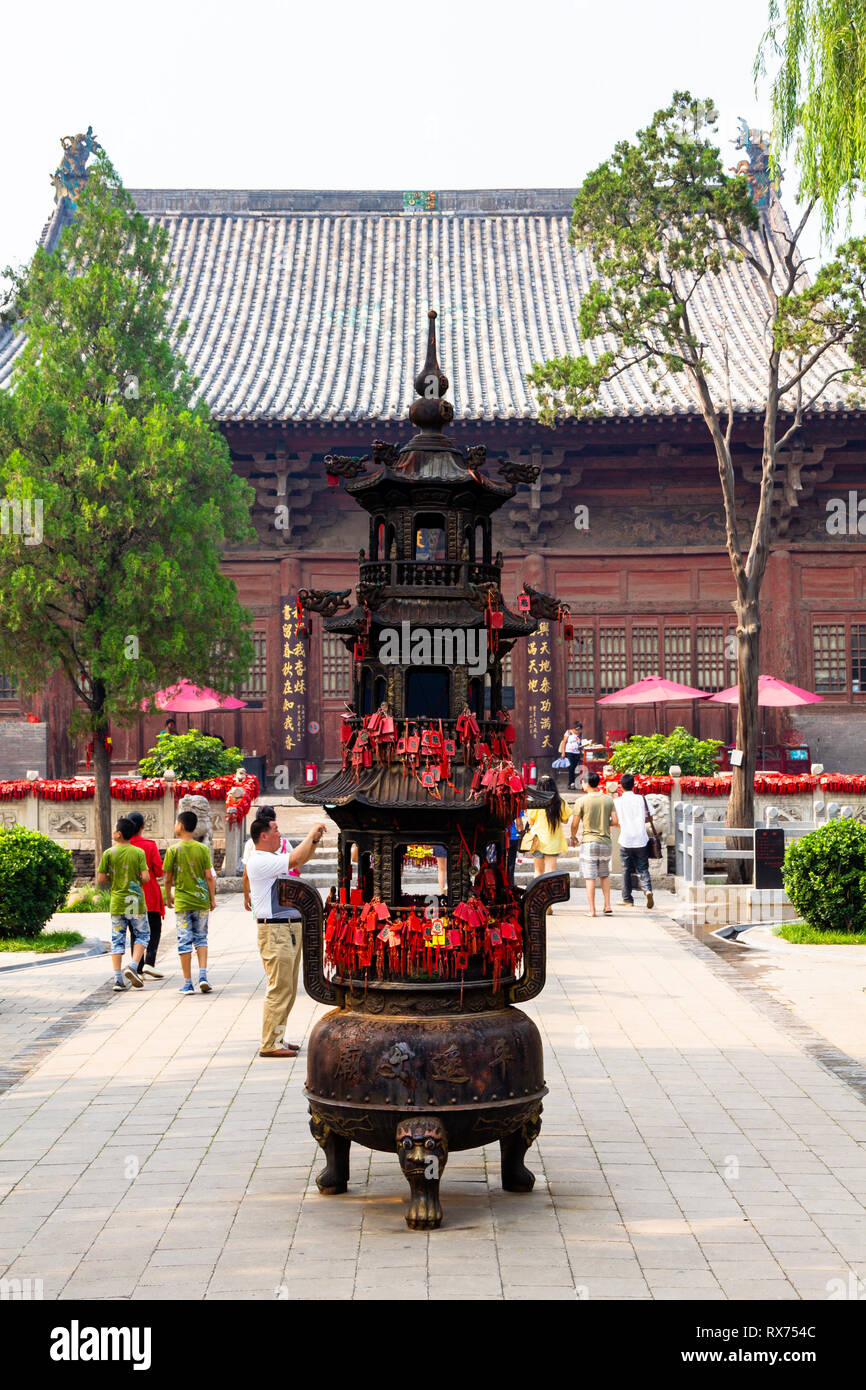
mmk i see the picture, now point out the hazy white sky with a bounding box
[2,0,858,277]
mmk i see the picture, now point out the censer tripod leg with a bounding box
[310,1111,351,1195]
[499,1110,542,1192]
[396,1116,448,1230]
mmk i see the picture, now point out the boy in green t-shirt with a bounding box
[163,810,217,995]
[97,817,152,991]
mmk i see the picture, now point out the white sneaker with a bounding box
[140,964,164,979]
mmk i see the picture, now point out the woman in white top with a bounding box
[559,724,584,791]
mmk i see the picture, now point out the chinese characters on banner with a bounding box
[281,600,307,757]
[525,620,554,755]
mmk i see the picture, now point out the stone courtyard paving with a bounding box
[2,895,866,1301]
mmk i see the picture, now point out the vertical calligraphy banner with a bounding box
[281,599,308,771]
[524,620,554,758]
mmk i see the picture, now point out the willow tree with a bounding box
[758,0,866,231]
[0,152,255,861]
[528,93,866,845]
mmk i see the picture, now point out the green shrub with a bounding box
[61,885,111,913]
[783,819,866,935]
[0,827,75,939]
[139,728,243,780]
[607,726,723,777]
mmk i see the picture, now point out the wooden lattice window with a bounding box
[322,633,352,701]
[240,632,267,701]
[664,625,692,685]
[567,628,595,696]
[813,624,847,693]
[0,673,18,699]
[631,625,659,680]
[696,626,735,693]
[852,625,866,694]
[598,627,626,695]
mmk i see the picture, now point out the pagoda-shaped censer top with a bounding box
[294,310,564,978]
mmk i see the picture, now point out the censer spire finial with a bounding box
[409,309,453,432]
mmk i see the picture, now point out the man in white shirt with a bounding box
[245,817,326,1057]
[616,773,654,909]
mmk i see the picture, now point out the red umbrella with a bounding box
[708,675,823,769]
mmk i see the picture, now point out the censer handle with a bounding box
[510,871,570,1003]
[277,878,340,1005]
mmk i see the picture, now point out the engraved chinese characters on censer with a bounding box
[284,311,570,1229]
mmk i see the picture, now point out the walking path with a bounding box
[1,895,866,1300]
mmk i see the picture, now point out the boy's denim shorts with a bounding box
[176,910,209,953]
[110,913,150,954]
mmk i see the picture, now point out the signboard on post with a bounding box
[281,599,308,772]
[525,621,554,758]
[754,827,785,890]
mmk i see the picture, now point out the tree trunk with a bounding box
[726,596,760,884]
[92,701,112,873]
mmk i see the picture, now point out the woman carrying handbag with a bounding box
[521,776,573,876]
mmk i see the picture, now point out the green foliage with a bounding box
[0,827,75,938]
[607,726,724,776]
[527,91,866,427]
[776,236,866,376]
[775,920,866,943]
[139,728,243,780]
[0,153,256,739]
[60,885,111,912]
[528,94,759,424]
[757,0,866,232]
[782,818,866,933]
[0,930,85,952]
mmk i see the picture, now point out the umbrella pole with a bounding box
[761,720,766,771]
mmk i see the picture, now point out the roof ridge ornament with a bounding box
[50,127,102,208]
[730,118,775,212]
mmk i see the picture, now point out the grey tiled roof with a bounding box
[0,189,857,423]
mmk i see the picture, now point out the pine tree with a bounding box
[0,153,255,861]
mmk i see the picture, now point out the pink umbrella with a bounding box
[142,680,246,734]
[142,680,246,713]
[708,675,823,769]
[597,676,711,705]
[596,674,711,743]
[707,675,823,708]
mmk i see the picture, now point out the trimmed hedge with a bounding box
[0,826,75,939]
[782,819,866,935]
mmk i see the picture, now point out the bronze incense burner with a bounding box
[289,311,570,1229]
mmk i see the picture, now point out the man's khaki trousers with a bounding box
[257,920,302,1051]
